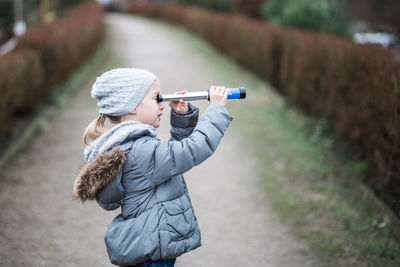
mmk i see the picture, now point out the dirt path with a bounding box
[0,14,318,266]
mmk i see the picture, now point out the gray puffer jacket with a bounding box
[73,104,232,266]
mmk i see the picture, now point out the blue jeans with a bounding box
[126,258,176,267]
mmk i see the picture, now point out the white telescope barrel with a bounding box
[158,91,209,102]
[157,87,246,102]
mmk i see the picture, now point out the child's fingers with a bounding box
[209,86,217,94]
[210,86,222,94]
[215,86,227,96]
[169,90,187,108]
[175,90,187,95]
[223,87,229,96]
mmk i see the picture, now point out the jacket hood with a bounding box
[73,146,129,202]
[74,121,157,203]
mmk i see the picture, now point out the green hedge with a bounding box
[173,0,232,12]
[128,2,400,216]
[232,0,264,18]
[0,1,103,136]
[0,48,44,127]
[17,1,104,93]
[261,0,349,36]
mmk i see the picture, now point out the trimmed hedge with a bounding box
[174,0,232,12]
[128,2,400,215]
[17,1,104,94]
[0,48,44,126]
[232,0,264,18]
[0,1,103,136]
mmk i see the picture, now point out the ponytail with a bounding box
[83,114,107,145]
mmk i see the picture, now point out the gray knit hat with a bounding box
[91,68,158,116]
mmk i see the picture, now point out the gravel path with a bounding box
[0,14,317,266]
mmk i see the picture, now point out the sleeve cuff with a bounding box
[170,103,199,128]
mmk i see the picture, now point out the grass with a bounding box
[140,15,400,266]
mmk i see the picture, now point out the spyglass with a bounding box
[157,88,246,102]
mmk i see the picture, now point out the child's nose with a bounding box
[159,103,164,110]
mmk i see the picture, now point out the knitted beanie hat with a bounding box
[91,68,158,116]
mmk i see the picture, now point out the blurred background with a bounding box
[1,0,399,47]
[1,0,399,233]
[0,0,399,265]
[0,0,87,45]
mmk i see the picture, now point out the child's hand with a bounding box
[169,90,189,114]
[209,86,228,106]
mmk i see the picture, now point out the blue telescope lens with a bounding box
[227,88,246,99]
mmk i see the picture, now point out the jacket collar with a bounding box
[73,146,128,202]
[84,120,156,162]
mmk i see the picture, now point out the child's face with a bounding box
[134,80,164,128]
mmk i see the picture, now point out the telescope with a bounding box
[157,87,246,102]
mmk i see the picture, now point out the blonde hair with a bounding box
[83,114,122,145]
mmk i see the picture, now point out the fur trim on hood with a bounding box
[73,146,129,202]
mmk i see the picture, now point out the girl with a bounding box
[73,68,232,266]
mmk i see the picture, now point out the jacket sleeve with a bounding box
[133,104,233,186]
[170,103,199,141]
[96,171,124,211]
